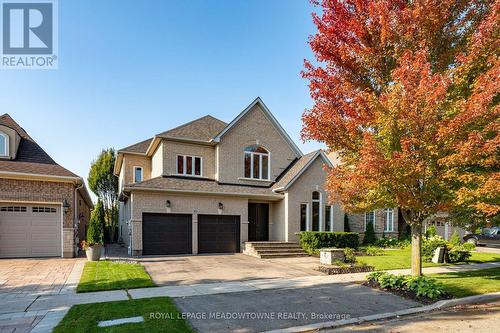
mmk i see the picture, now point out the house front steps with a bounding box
[243,242,309,259]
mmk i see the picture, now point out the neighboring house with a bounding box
[115,97,344,256]
[423,212,468,241]
[0,114,93,258]
[346,209,400,240]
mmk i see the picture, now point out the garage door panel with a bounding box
[198,215,240,254]
[142,213,192,255]
[0,204,61,258]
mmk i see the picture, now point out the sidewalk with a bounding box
[1,261,498,332]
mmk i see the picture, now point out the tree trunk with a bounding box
[411,224,423,276]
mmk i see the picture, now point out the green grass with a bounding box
[53,297,194,333]
[430,267,500,298]
[77,261,156,293]
[357,248,500,271]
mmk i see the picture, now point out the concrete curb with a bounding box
[262,292,500,333]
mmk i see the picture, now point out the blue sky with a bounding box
[0,0,323,190]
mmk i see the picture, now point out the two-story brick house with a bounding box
[115,98,346,256]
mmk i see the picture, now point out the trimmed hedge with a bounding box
[298,231,359,254]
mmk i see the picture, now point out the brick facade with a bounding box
[347,209,399,241]
[0,178,91,257]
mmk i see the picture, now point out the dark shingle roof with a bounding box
[119,138,153,154]
[272,151,319,191]
[0,114,79,178]
[157,115,227,142]
[126,176,282,197]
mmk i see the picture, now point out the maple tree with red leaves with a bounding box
[302,0,498,275]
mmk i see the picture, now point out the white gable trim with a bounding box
[212,97,303,157]
[273,150,333,192]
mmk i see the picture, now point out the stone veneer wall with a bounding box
[0,178,77,257]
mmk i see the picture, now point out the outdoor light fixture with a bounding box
[166,200,171,208]
[62,199,70,213]
[218,202,224,210]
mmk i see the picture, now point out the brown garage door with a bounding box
[142,213,192,255]
[198,215,240,254]
[0,204,61,258]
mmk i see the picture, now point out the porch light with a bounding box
[63,199,70,213]
[166,200,171,208]
[218,202,224,210]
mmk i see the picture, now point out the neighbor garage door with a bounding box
[142,213,192,255]
[198,215,240,254]
[0,204,61,258]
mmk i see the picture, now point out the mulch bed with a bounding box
[362,280,452,305]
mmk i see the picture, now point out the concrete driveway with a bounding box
[140,254,324,285]
[0,258,78,297]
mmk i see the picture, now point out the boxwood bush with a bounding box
[298,231,359,254]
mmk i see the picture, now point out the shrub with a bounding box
[422,235,448,261]
[450,231,461,246]
[366,272,445,300]
[344,247,356,263]
[447,250,471,263]
[426,225,437,238]
[404,276,444,300]
[363,222,376,245]
[460,242,476,251]
[378,273,406,289]
[86,200,104,246]
[375,236,411,249]
[365,246,383,256]
[298,232,359,254]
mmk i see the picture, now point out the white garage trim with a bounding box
[0,201,64,258]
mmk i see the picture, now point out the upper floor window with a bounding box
[134,166,143,183]
[177,155,202,176]
[0,132,8,157]
[244,145,269,180]
[365,211,375,231]
[384,208,394,232]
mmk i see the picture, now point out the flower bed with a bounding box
[318,264,374,275]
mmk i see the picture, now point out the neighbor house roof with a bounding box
[272,150,333,192]
[0,114,79,179]
[125,176,283,199]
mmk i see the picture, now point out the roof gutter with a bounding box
[0,171,81,183]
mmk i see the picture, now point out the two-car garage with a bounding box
[142,213,240,256]
[0,204,61,258]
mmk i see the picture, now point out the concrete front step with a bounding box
[256,249,307,254]
[243,241,308,259]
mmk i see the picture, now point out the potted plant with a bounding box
[82,200,104,261]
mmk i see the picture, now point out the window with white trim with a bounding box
[177,155,202,176]
[0,132,8,157]
[133,166,143,183]
[244,145,270,180]
[300,203,308,231]
[365,211,375,231]
[384,208,394,232]
[312,191,320,231]
[325,205,332,232]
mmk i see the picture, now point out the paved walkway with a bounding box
[1,261,498,332]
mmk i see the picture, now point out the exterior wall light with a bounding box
[166,200,171,208]
[63,199,70,213]
[218,202,224,210]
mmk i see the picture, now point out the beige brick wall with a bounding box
[0,178,79,257]
[217,104,299,185]
[121,154,151,186]
[162,140,216,178]
[130,191,249,254]
[285,157,343,242]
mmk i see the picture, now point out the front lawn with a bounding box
[53,297,194,333]
[430,267,500,298]
[357,248,500,271]
[77,261,155,293]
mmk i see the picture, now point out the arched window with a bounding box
[0,132,8,157]
[312,191,321,231]
[244,145,270,180]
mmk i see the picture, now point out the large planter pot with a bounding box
[86,244,102,261]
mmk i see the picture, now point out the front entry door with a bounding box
[248,203,269,241]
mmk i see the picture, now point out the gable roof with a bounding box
[212,97,303,157]
[157,115,227,142]
[272,150,333,192]
[119,138,153,154]
[0,114,79,179]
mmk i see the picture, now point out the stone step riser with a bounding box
[258,254,310,259]
[243,241,308,259]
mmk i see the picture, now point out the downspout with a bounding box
[74,181,84,256]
